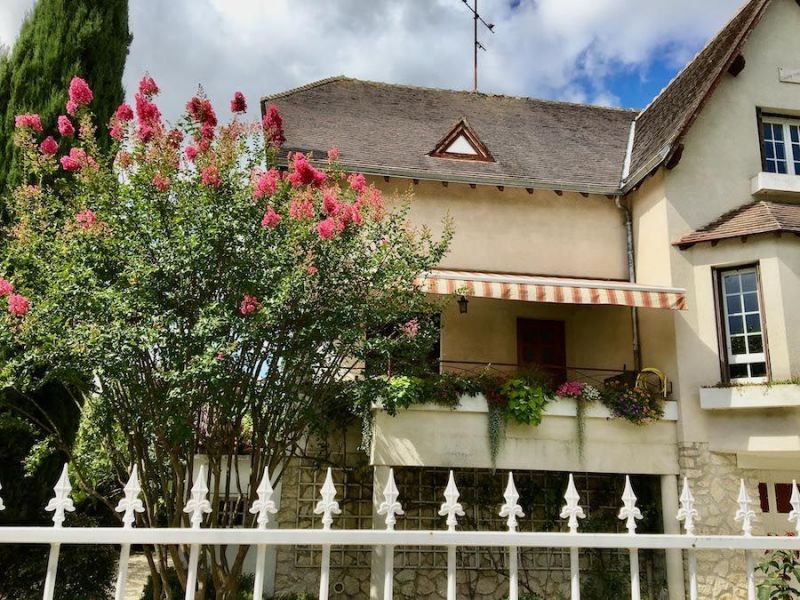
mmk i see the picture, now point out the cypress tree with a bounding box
[0,0,132,194]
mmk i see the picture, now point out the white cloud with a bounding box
[0,0,743,121]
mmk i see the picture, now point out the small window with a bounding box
[717,266,768,383]
[761,116,800,175]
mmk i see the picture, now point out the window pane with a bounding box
[729,316,744,335]
[743,293,759,312]
[724,275,741,294]
[740,272,757,292]
[791,126,800,144]
[750,363,767,378]
[730,364,749,379]
[731,336,747,355]
[748,335,763,354]
[766,144,775,159]
[774,125,784,141]
[745,313,761,333]
[776,143,786,160]
[727,294,742,314]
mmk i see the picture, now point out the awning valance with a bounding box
[419,270,687,311]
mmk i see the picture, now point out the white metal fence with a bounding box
[0,465,799,600]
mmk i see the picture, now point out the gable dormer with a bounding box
[429,118,494,162]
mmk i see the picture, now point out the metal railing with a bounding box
[0,465,798,600]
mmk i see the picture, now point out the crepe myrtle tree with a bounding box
[0,76,451,598]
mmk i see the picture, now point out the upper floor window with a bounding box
[716,266,768,383]
[762,117,800,175]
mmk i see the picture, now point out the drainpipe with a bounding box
[617,197,642,372]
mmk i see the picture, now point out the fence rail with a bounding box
[0,465,798,600]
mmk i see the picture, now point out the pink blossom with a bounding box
[287,152,326,187]
[307,264,318,275]
[68,77,93,109]
[7,293,30,317]
[15,114,43,132]
[240,294,260,315]
[185,145,198,162]
[167,129,184,148]
[60,147,88,171]
[327,147,340,162]
[262,105,285,147]
[58,116,75,137]
[252,169,280,199]
[230,91,247,114]
[401,318,420,338]
[65,100,78,116]
[75,208,97,229]
[135,93,161,127]
[556,381,586,399]
[115,151,132,168]
[138,75,159,97]
[201,165,222,188]
[137,123,156,143]
[348,173,367,193]
[200,122,215,142]
[316,218,338,240]
[187,97,217,127]
[289,197,314,221]
[261,207,281,229]
[39,136,58,155]
[110,122,124,140]
[115,103,134,122]
[0,278,13,297]
[152,174,171,192]
[322,188,340,216]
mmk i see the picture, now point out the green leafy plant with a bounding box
[757,549,800,600]
[502,378,552,426]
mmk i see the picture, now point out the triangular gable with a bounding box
[430,118,494,162]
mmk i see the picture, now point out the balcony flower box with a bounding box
[700,384,800,410]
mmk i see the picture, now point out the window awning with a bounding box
[419,270,687,311]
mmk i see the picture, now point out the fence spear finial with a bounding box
[249,466,278,529]
[677,476,699,536]
[378,468,404,530]
[735,479,757,536]
[560,474,586,534]
[183,464,212,529]
[314,468,341,530]
[115,465,145,528]
[438,470,465,532]
[0,480,5,511]
[45,464,75,528]
[499,472,524,531]
[789,481,800,535]
[618,476,643,535]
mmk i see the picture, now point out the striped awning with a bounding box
[419,270,687,310]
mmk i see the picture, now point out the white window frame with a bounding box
[720,267,768,384]
[762,116,800,175]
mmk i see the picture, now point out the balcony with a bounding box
[750,172,800,196]
[700,383,800,410]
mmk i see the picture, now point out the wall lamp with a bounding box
[458,295,469,314]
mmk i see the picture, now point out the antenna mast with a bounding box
[461,0,495,92]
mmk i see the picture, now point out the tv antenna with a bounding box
[461,0,495,92]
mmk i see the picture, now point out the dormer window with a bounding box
[762,116,800,175]
[430,118,494,162]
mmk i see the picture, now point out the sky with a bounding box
[0,0,744,123]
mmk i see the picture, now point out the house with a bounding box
[259,0,800,598]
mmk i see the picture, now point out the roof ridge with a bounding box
[760,199,786,228]
[635,0,766,119]
[264,75,639,114]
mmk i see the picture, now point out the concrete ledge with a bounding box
[700,384,800,410]
[751,172,800,196]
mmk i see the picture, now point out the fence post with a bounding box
[114,466,145,600]
[314,468,341,600]
[250,466,278,600]
[676,477,699,600]
[377,468,404,600]
[618,476,643,600]
[438,471,464,600]
[183,464,212,600]
[499,473,524,600]
[560,474,586,600]
[42,464,75,600]
[789,481,800,535]
[735,480,757,600]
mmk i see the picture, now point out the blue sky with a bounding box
[0,0,744,120]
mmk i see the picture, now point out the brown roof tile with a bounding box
[675,201,800,248]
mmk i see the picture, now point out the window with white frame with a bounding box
[719,267,768,382]
[762,117,800,175]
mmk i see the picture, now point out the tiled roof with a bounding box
[627,0,771,184]
[263,77,636,195]
[675,201,800,248]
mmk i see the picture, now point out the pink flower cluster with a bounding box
[15,114,43,132]
[39,136,58,156]
[7,293,30,317]
[287,153,325,187]
[400,318,420,338]
[327,147,340,163]
[348,173,367,193]
[230,91,247,114]
[0,278,13,297]
[139,75,159,97]
[240,294,260,316]
[75,208,98,229]
[60,147,93,172]
[556,381,586,399]
[201,165,222,188]
[252,168,280,199]
[261,207,281,229]
[58,115,75,137]
[152,174,171,192]
[262,105,285,148]
[67,77,93,115]
[289,197,314,221]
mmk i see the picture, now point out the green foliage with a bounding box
[487,402,505,467]
[757,549,800,600]
[601,381,664,425]
[140,569,258,600]
[0,0,131,194]
[501,377,552,426]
